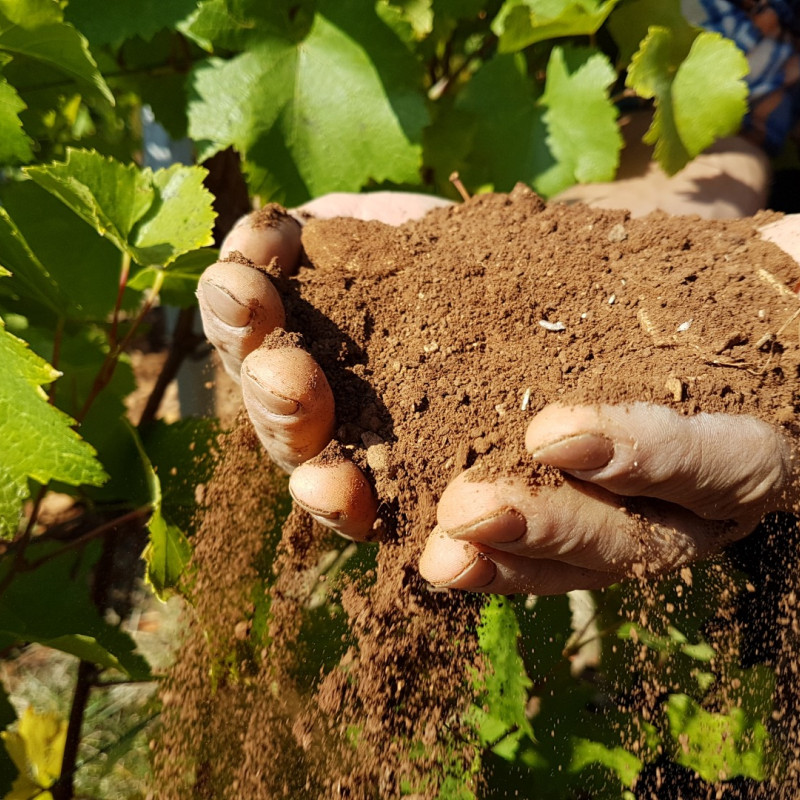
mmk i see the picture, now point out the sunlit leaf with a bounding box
[25,150,216,267]
[0,315,106,538]
[492,0,620,53]
[0,75,31,164]
[0,707,66,800]
[626,28,747,174]
[0,0,112,104]
[539,45,621,194]
[187,0,427,204]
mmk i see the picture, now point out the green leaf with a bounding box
[140,417,219,532]
[64,0,199,46]
[187,1,428,204]
[0,207,72,316]
[128,248,218,307]
[0,0,112,104]
[131,423,193,599]
[473,596,534,750]
[666,693,767,782]
[0,315,106,538]
[571,738,642,787]
[25,150,216,267]
[0,538,150,679]
[626,28,748,175]
[181,0,312,51]
[606,0,694,64]
[454,53,554,194]
[0,180,122,320]
[0,75,32,164]
[492,0,620,53]
[539,45,621,194]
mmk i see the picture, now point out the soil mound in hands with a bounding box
[293,184,799,505]
[158,186,800,799]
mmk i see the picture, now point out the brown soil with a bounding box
[157,186,800,799]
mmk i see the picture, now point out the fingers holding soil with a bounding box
[525,403,795,521]
[289,455,378,541]
[220,204,302,277]
[198,259,286,379]
[425,469,750,594]
[418,531,613,595]
[241,340,335,473]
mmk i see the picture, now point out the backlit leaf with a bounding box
[25,150,216,267]
[539,45,621,194]
[0,315,106,538]
[187,1,427,204]
[0,0,112,104]
[492,0,620,53]
[0,75,31,164]
[626,27,747,175]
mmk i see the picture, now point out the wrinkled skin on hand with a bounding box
[198,190,800,593]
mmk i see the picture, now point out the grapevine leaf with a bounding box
[666,694,767,781]
[606,0,694,64]
[25,150,216,267]
[1,707,66,800]
[571,739,642,787]
[473,596,534,749]
[626,28,748,175]
[140,417,220,533]
[180,0,311,51]
[380,0,434,40]
[144,514,192,601]
[492,0,620,53]
[0,316,106,538]
[454,53,555,194]
[0,0,112,104]
[671,33,749,159]
[128,248,218,308]
[187,1,427,204]
[0,75,31,164]
[539,46,621,193]
[132,424,192,599]
[0,207,71,316]
[64,0,199,47]
[130,164,217,267]
[0,539,150,679]
[0,180,121,320]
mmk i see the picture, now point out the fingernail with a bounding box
[419,533,497,590]
[437,552,497,590]
[203,282,252,327]
[530,433,614,471]
[243,368,300,415]
[446,508,527,543]
[289,488,342,521]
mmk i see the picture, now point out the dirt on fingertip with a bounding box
[157,186,800,799]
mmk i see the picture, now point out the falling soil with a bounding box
[156,186,800,798]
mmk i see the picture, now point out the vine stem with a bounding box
[109,251,131,351]
[75,268,165,425]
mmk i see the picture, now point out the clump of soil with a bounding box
[157,186,800,799]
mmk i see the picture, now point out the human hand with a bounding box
[197,192,450,541]
[418,402,798,594]
[419,214,800,595]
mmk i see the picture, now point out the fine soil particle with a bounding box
[157,186,800,799]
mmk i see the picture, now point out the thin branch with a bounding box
[109,251,131,351]
[24,506,151,572]
[51,661,99,800]
[138,306,205,428]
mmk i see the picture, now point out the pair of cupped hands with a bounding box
[198,192,800,596]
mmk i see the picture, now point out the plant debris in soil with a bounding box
[157,185,800,799]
